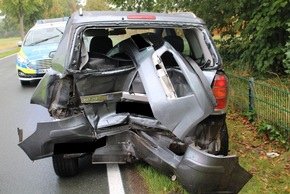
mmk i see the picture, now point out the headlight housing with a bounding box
[17,53,28,64]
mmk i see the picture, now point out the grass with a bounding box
[0,37,21,50]
[136,113,290,194]
[0,37,21,58]
[0,47,20,58]
[137,163,188,194]
[227,113,290,194]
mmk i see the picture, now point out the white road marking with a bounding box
[107,164,125,194]
[0,53,16,61]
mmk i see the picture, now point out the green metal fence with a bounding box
[226,72,290,138]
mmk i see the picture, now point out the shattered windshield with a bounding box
[23,26,65,46]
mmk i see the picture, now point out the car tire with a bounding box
[20,80,30,86]
[52,155,79,177]
[216,123,229,156]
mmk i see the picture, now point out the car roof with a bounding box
[30,17,68,30]
[69,10,205,26]
[31,22,67,30]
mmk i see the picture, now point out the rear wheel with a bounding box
[52,155,79,177]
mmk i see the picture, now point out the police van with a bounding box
[16,17,68,86]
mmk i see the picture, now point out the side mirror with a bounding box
[18,41,23,47]
[49,51,56,58]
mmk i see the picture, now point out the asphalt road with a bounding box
[0,55,138,194]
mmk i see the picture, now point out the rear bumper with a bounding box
[176,145,252,193]
[19,114,251,193]
[18,114,94,160]
[133,131,252,194]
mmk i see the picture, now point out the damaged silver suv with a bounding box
[19,11,252,193]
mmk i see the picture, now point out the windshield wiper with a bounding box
[56,28,64,34]
[28,35,59,46]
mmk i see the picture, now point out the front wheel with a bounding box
[52,155,79,177]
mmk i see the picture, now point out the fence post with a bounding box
[249,77,255,122]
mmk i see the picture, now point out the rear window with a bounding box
[83,28,191,54]
[70,26,215,69]
[83,27,206,65]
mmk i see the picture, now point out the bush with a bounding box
[257,120,289,149]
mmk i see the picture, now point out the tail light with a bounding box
[127,15,156,20]
[212,74,228,112]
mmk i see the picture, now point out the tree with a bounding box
[237,0,290,74]
[42,0,78,19]
[107,0,290,74]
[108,0,156,12]
[1,0,288,74]
[0,0,48,40]
[83,0,110,11]
[0,0,79,39]
[0,13,19,38]
[177,0,290,74]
